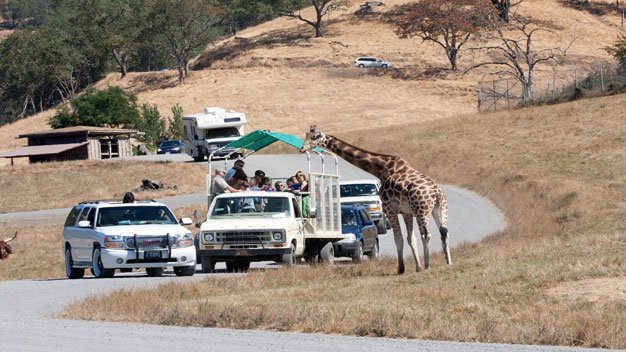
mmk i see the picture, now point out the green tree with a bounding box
[150,0,226,84]
[394,0,497,71]
[278,0,342,38]
[168,103,185,140]
[136,104,166,146]
[1,0,51,28]
[49,86,140,128]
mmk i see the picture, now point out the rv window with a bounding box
[205,127,241,140]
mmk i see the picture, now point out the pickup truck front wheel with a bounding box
[282,243,296,267]
[319,242,334,265]
[201,256,216,273]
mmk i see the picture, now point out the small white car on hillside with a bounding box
[353,56,392,68]
[62,200,196,278]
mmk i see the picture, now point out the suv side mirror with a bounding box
[180,217,193,225]
[77,220,91,228]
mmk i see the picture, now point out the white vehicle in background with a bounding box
[62,200,196,278]
[182,107,246,161]
[340,179,388,234]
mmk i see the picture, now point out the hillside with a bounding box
[0,0,624,155]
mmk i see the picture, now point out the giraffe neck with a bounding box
[323,135,395,179]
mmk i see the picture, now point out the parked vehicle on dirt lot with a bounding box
[157,140,184,154]
[183,106,246,161]
[62,200,196,279]
[340,179,388,234]
[334,204,379,263]
[353,56,392,68]
[196,130,343,272]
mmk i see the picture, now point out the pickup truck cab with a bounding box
[340,179,388,234]
[334,204,379,263]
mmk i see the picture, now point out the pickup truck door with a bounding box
[359,209,377,251]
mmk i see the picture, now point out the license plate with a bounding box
[144,250,161,259]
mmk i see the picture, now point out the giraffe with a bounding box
[301,126,451,274]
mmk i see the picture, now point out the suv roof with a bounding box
[340,179,380,186]
[78,200,161,207]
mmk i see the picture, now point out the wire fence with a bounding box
[477,62,626,112]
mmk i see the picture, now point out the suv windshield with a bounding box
[340,184,378,197]
[210,196,291,218]
[97,206,177,226]
[205,127,241,140]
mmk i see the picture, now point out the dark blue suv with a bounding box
[334,204,380,263]
[157,140,184,154]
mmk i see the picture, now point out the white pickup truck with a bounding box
[197,184,343,272]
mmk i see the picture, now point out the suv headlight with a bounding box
[104,235,126,248]
[271,231,284,242]
[367,203,382,212]
[171,233,194,248]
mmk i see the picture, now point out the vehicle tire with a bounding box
[238,261,251,271]
[352,241,364,264]
[91,247,114,278]
[193,155,204,162]
[146,267,164,277]
[201,256,215,273]
[174,265,196,276]
[119,268,133,273]
[382,64,388,68]
[282,242,296,267]
[304,242,319,264]
[368,239,380,261]
[319,241,335,265]
[358,64,364,68]
[376,220,387,234]
[65,248,84,279]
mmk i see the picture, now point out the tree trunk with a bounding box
[315,24,323,37]
[177,64,185,84]
[449,47,458,71]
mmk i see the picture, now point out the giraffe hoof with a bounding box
[397,267,405,275]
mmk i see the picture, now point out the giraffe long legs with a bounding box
[386,212,405,274]
[416,215,432,270]
[402,213,422,272]
[432,202,452,265]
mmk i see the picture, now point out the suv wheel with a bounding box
[368,239,380,261]
[174,265,195,276]
[382,64,388,68]
[65,248,85,279]
[146,267,164,277]
[376,220,387,234]
[358,64,364,68]
[91,247,114,278]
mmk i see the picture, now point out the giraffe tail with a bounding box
[434,190,452,265]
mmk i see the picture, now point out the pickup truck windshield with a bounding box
[97,206,177,226]
[211,197,291,217]
[340,184,378,197]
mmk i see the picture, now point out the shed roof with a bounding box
[0,142,89,158]
[18,126,138,139]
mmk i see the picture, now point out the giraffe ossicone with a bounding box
[301,126,452,274]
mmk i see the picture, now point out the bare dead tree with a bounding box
[466,13,574,105]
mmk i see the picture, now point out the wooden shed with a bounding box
[0,126,139,164]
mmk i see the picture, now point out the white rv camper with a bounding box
[182,107,246,161]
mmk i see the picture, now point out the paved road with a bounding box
[4,154,609,352]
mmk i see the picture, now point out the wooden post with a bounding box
[477,82,482,112]
[504,78,509,109]
[600,65,605,92]
[493,80,497,111]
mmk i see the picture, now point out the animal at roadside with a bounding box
[301,126,451,274]
[0,232,17,260]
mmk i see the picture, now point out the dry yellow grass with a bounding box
[63,91,626,348]
[0,159,207,212]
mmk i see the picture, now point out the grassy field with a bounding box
[60,93,626,348]
[0,159,206,212]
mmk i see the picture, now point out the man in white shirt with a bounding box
[210,168,239,205]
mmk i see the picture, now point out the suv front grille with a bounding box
[216,231,271,244]
[133,236,168,249]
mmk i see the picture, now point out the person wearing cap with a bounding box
[210,167,239,205]
[225,159,245,183]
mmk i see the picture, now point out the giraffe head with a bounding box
[300,125,328,152]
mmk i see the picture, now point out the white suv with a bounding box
[340,179,388,234]
[62,200,196,278]
[353,56,392,68]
